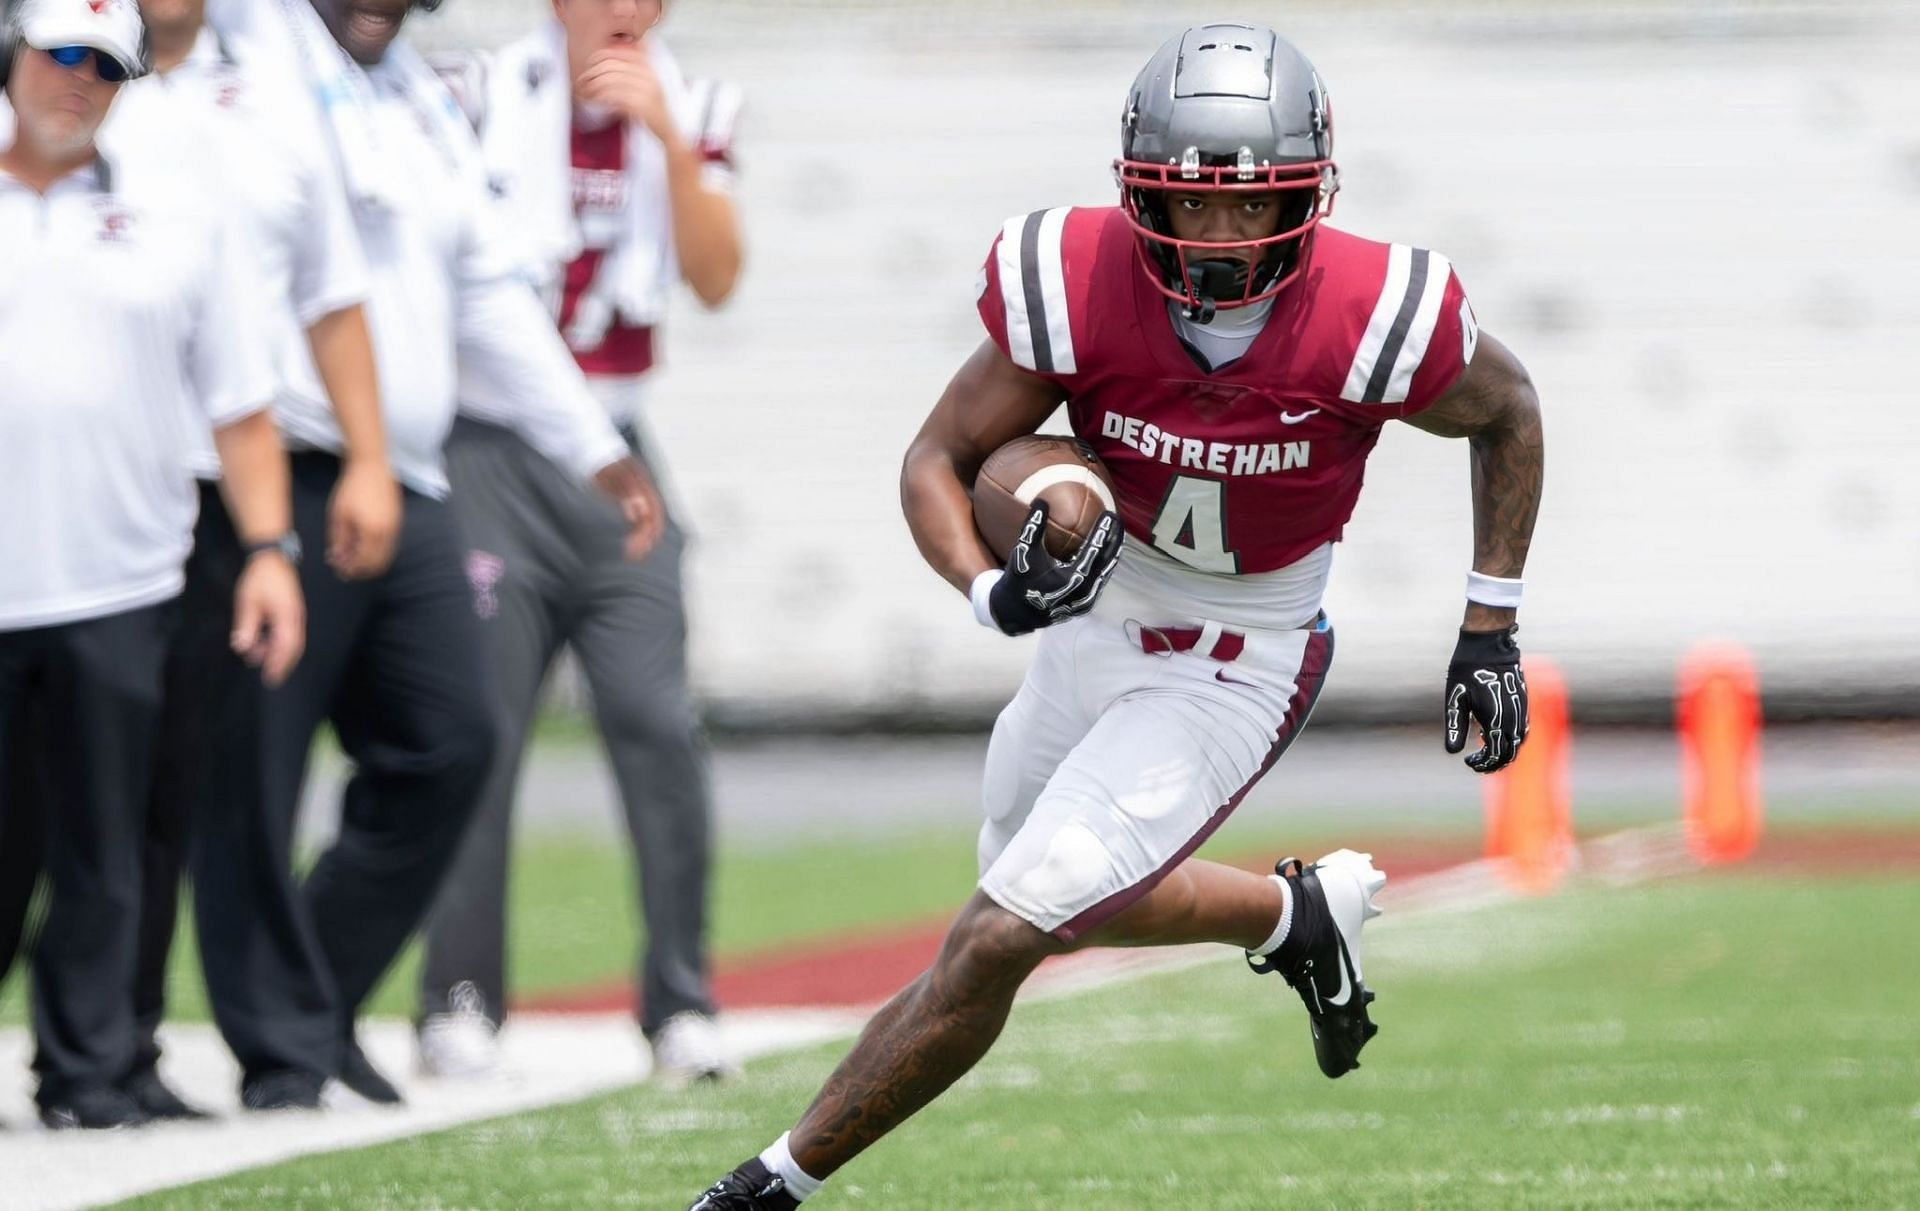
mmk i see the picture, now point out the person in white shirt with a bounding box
[0,0,304,1131]
[92,0,402,1117]
[416,0,743,1089]
[202,0,668,1106]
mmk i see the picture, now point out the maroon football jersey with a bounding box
[977,207,1477,575]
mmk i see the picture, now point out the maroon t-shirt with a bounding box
[560,118,655,377]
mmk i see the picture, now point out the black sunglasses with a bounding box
[44,45,132,84]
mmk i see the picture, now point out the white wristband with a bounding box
[1465,571,1524,608]
[969,570,1005,630]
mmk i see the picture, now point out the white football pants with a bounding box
[978,587,1334,941]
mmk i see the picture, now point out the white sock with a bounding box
[1249,875,1294,957]
[758,1132,826,1202]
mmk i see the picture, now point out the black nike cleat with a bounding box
[1248,848,1387,1079]
[686,1158,800,1210]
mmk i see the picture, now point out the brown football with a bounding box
[973,435,1118,562]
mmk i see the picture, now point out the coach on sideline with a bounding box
[0,0,304,1130]
[206,0,666,1105]
[92,0,401,1117]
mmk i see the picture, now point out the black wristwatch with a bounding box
[245,532,303,567]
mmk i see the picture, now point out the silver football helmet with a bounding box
[1116,24,1339,320]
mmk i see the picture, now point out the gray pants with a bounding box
[421,414,713,1036]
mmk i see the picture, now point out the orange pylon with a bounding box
[1483,657,1573,894]
[1678,643,1764,864]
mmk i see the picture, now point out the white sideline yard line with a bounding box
[0,826,1695,1210]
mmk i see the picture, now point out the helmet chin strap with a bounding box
[1183,258,1249,325]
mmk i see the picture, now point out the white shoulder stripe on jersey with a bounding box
[1342,244,1452,405]
[996,215,1038,370]
[1380,250,1453,404]
[1033,208,1077,375]
[1340,244,1412,403]
[996,208,1077,376]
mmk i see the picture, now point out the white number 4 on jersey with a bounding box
[1152,476,1240,574]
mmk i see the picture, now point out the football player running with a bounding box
[691,23,1543,1209]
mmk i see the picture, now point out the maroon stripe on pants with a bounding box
[1051,623,1335,943]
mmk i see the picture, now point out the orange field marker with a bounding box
[1678,643,1764,864]
[1483,657,1573,894]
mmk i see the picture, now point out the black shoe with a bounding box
[118,1068,212,1121]
[1247,849,1387,1079]
[39,1085,151,1130]
[241,1068,325,1112]
[339,1037,404,1105]
[687,1159,801,1210]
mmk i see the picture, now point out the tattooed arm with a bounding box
[1400,331,1545,632]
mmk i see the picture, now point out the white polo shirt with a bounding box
[102,26,368,478]
[260,48,625,500]
[0,158,275,630]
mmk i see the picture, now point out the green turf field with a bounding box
[0,826,982,1029]
[116,873,1920,1209]
[0,787,1901,1030]
[0,770,1498,1029]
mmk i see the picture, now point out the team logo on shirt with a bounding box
[572,167,627,215]
[94,203,135,243]
[466,551,505,620]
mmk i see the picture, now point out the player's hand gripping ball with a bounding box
[972,437,1123,636]
[973,436,1118,562]
[1444,627,1530,773]
[987,502,1121,636]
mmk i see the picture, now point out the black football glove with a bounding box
[986,502,1122,636]
[1444,626,1530,774]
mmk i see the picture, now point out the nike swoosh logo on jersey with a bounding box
[1280,409,1321,424]
[1216,670,1259,689]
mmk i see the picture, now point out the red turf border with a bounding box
[516,830,1919,1017]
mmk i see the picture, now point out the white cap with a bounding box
[16,0,148,80]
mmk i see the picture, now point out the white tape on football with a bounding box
[1013,464,1116,512]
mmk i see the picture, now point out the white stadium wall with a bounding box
[416,2,1920,724]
